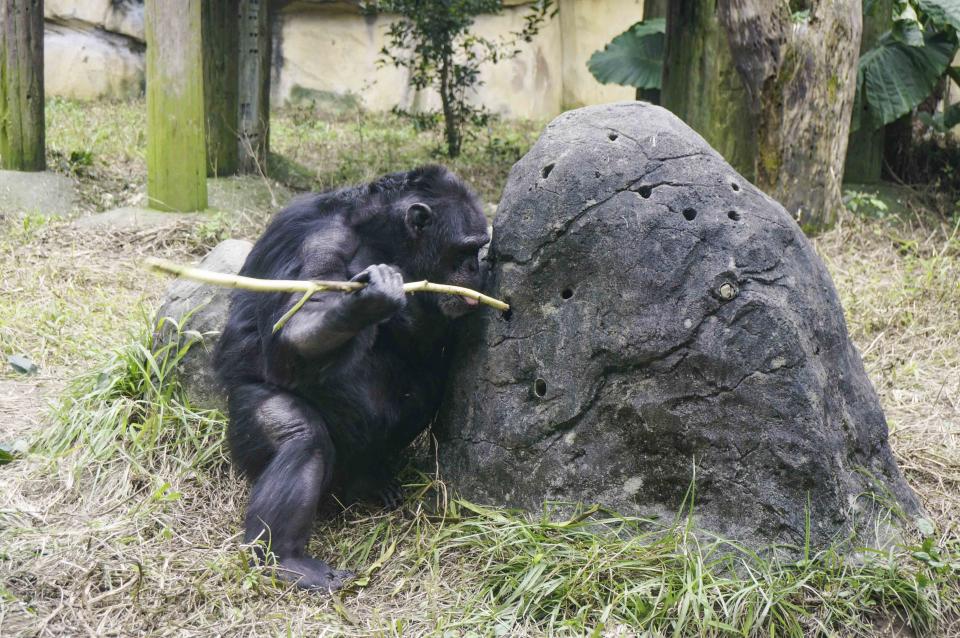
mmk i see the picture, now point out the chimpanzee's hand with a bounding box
[348,264,407,323]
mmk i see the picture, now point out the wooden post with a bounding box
[662,0,755,179]
[202,0,240,177]
[0,0,45,172]
[145,0,207,212]
[844,0,891,184]
[238,0,271,174]
[637,0,666,105]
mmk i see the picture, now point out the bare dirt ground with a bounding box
[0,380,60,443]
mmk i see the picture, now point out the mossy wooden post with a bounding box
[202,0,240,177]
[661,0,755,179]
[238,0,271,174]
[844,0,891,184]
[0,0,45,171]
[637,0,666,104]
[145,0,208,212]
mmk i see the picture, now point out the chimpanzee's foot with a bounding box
[340,471,406,510]
[272,556,354,591]
[376,479,405,510]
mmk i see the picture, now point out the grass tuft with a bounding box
[40,311,228,477]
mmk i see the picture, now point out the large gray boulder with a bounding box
[436,102,919,550]
[154,239,252,413]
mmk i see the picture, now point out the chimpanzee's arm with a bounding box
[265,225,406,364]
[276,263,406,359]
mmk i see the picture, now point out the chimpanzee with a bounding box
[214,165,489,591]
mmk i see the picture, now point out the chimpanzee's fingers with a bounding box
[350,266,373,284]
[389,269,403,289]
[370,266,392,291]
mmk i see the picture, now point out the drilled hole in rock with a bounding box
[637,185,652,198]
[561,288,573,300]
[682,208,697,221]
[608,131,619,141]
[727,210,741,221]
[731,182,741,192]
[502,306,513,321]
[541,163,555,179]
[534,378,547,397]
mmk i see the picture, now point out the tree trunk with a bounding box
[238,0,271,174]
[202,0,240,177]
[644,0,667,16]
[844,0,890,184]
[439,55,461,157]
[717,0,862,232]
[661,0,756,179]
[145,0,208,212]
[0,0,45,172]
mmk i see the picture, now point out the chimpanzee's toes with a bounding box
[378,480,405,510]
[273,557,354,592]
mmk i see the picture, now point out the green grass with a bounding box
[43,97,542,211]
[270,105,542,204]
[41,311,227,475]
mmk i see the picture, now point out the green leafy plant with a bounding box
[0,440,27,465]
[376,0,554,157]
[844,189,892,218]
[918,100,960,131]
[853,0,960,132]
[586,18,665,95]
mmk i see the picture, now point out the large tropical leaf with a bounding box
[587,18,665,90]
[917,0,960,30]
[856,29,957,130]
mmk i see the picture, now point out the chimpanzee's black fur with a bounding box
[214,165,488,590]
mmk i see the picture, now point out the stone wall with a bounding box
[44,0,644,118]
[272,0,642,118]
[44,0,146,100]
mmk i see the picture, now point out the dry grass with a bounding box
[1,100,958,636]
[816,208,960,531]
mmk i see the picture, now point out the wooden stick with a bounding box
[144,257,510,333]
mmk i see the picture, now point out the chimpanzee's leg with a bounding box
[227,384,353,591]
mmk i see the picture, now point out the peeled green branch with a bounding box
[144,257,511,334]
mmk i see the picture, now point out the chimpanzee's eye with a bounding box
[465,255,478,272]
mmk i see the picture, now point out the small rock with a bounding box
[152,239,254,413]
[8,355,38,375]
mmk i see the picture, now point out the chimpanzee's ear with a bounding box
[405,203,433,237]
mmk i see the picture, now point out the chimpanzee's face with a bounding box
[401,186,489,319]
[435,211,489,318]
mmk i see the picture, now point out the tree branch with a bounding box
[144,257,511,333]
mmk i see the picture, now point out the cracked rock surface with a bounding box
[436,102,919,549]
